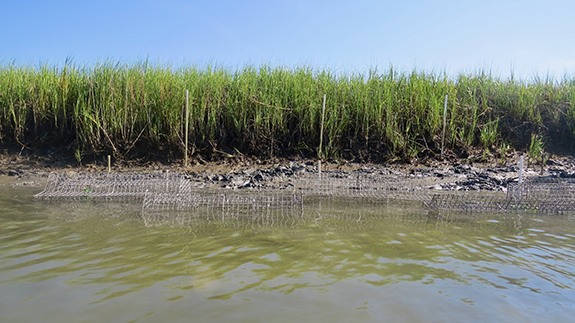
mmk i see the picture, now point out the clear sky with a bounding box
[2,0,574,80]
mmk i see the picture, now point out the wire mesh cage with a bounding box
[34,170,575,219]
[35,171,304,219]
[141,190,305,227]
[293,170,447,203]
[428,178,575,215]
[507,178,575,200]
[34,171,191,201]
[142,189,304,213]
[141,205,306,228]
[426,193,512,213]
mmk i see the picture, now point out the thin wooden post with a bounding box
[441,94,448,158]
[108,155,111,173]
[319,94,326,159]
[185,90,189,167]
[519,155,524,184]
[318,94,326,177]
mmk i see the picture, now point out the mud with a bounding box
[2,152,575,192]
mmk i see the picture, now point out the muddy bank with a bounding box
[184,157,575,192]
[2,151,575,193]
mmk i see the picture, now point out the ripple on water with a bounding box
[1,189,575,322]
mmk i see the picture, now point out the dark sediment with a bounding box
[4,151,575,194]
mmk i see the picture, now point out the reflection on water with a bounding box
[1,185,575,323]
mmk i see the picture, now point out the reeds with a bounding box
[1,61,574,161]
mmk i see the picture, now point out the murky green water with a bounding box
[1,183,575,323]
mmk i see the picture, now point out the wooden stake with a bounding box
[108,155,111,173]
[185,90,189,167]
[519,155,524,184]
[441,94,448,158]
[318,94,326,175]
[319,94,326,159]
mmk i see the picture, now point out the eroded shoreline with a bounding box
[2,152,575,193]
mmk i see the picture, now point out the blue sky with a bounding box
[2,0,574,80]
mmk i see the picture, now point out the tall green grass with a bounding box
[1,61,574,161]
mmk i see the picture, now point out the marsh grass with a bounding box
[528,133,545,162]
[1,61,574,161]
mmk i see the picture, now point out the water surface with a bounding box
[1,182,574,322]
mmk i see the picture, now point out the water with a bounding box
[1,181,575,322]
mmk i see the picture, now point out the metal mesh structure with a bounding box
[293,171,446,203]
[34,170,575,218]
[141,190,303,215]
[505,178,575,214]
[35,172,305,218]
[507,178,575,200]
[34,171,190,201]
[141,204,305,227]
[426,193,512,213]
[428,193,575,215]
[140,190,304,227]
[140,199,429,229]
[428,178,575,215]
